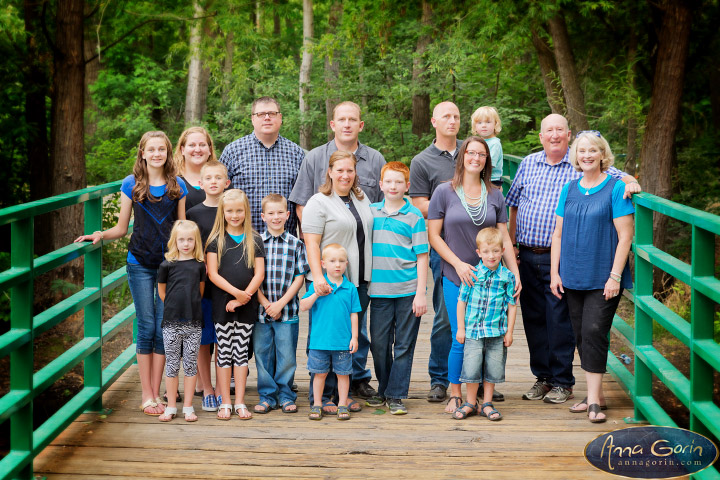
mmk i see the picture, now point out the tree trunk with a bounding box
[298,0,313,150]
[185,1,207,124]
[411,0,432,138]
[24,0,53,256]
[624,29,639,177]
[222,30,234,105]
[51,0,86,280]
[84,5,100,142]
[273,0,281,36]
[547,14,589,132]
[256,0,262,32]
[530,27,564,115]
[324,1,342,140]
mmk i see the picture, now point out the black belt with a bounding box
[519,245,551,254]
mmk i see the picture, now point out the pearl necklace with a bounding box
[456,184,488,226]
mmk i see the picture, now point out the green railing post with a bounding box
[84,198,103,412]
[10,218,34,478]
[690,225,714,437]
[632,203,653,423]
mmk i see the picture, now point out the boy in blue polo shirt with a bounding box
[453,227,517,422]
[300,243,360,421]
[367,161,429,415]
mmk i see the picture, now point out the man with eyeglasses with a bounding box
[289,100,385,402]
[505,113,641,405]
[219,96,305,235]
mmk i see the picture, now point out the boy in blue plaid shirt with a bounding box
[453,227,517,421]
[255,193,309,414]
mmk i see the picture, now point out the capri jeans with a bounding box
[443,277,464,385]
[127,263,164,355]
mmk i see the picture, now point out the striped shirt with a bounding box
[458,263,516,339]
[219,133,305,235]
[505,150,626,248]
[258,230,309,323]
[368,198,428,297]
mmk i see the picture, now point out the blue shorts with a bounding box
[200,298,217,346]
[307,349,352,376]
[459,336,506,384]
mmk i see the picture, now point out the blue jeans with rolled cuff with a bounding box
[127,263,164,355]
[428,248,451,388]
[254,321,299,407]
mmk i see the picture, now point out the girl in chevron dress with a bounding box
[206,189,265,420]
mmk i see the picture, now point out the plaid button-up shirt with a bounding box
[219,133,305,235]
[258,230,309,323]
[458,263,516,339]
[505,149,625,248]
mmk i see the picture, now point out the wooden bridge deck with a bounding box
[34,278,635,479]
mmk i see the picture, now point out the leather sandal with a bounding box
[452,402,478,420]
[183,406,197,422]
[570,396,607,413]
[159,406,177,422]
[588,403,607,423]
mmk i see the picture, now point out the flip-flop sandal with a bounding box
[159,406,177,422]
[309,405,323,420]
[217,404,232,421]
[254,400,274,414]
[183,406,198,422]
[480,402,503,421]
[140,399,162,416]
[569,397,608,413]
[452,401,478,420]
[322,400,338,414]
[588,403,607,423]
[445,396,462,413]
[281,401,298,413]
[235,403,253,420]
[337,405,351,421]
[347,398,362,413]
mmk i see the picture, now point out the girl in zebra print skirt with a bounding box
[157,220,207,422]
[206,190,266,420]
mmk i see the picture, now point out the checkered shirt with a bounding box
[258,230,309,323]
[458,263,516,339]
[219,133,305,235]
[505,149,625,248]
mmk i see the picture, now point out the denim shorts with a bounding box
[307,349,352,376]
[459,336,506,384]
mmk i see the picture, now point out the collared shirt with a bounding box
[368,198,428,298]
[505,149,626,248]
[303,274,361,350]
[258,230,309,323]
[408,139,463,199]
[458,263,516,339]
[289,140,386,206]
[219,132,305,235]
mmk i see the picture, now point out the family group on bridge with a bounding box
[75,97,641,424]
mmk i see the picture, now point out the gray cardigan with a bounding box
[301,190,373,286]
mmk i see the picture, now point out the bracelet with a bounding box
[93,230,104,240]
[609,274,621,283]
[627,179,639,184]
[611,271,622,277]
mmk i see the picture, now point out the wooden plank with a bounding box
[34,271,637,479]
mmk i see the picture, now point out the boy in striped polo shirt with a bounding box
[453,227,517,421]
[367,162,429,414]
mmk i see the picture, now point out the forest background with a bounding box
[0,0,719,261]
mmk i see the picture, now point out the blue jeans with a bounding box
[443,277,464,384]
[307,282,370,404]
[370,296,421,399]
[307,349,353,375]
[126,263,164,355]
[428,248,451,388]
[518,248,575,387]
[254,321,299,407]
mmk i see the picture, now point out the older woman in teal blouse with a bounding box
[549,131,634,423]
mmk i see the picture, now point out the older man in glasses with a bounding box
[219,96,305,235]
[505,113,641,405]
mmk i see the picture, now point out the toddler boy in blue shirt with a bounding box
[300,244,360,421]
[454,227,517,422]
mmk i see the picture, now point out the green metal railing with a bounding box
[0,180,136,480]
[503,154,720,480]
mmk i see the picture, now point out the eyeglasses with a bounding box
[465,151,488,159]
[576,130,602,139]
[251,111,280,118]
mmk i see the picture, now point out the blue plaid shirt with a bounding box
[458,263,516,339]
[219,133,305,235]
[505,150,625,248]
[258,230,309,323]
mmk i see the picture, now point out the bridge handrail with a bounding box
[0,180,136,480]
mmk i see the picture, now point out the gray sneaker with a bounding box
[365,395,385,407]
[387,398,407,415]
[522,380,552,400]
[543,386,574,404]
